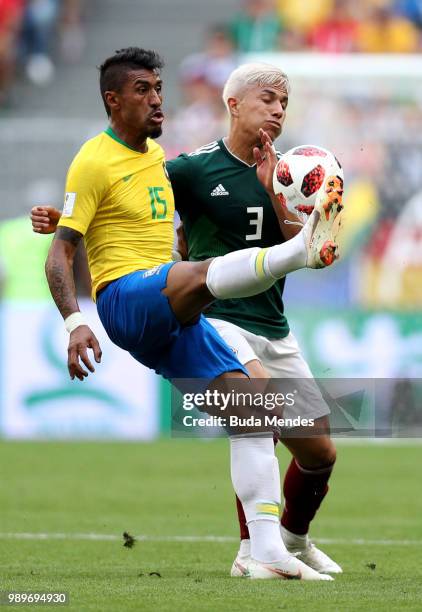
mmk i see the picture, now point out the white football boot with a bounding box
[247,556,333,581]
[281,526,343,574]
[303,174,344,268]
[230,539,333,581]
[231,540,251,577]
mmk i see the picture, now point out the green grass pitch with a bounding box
[1,440,422,611]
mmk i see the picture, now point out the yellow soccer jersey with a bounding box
[58,127,175,300]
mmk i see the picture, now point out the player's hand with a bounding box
[175,222,188,260]
[31,205,61,234]
[67,325,102,381]
[254,128,278,194]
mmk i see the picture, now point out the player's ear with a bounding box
[227,97,240,118]
[104,90,120,112]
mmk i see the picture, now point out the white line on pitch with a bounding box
[0,533,420,546]
[0,533,236,543]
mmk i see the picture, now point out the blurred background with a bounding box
[0,0,421,439]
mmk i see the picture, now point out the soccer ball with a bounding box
[273,145,343,217]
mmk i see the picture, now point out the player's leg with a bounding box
[205,172,344,300]
[207,318,332,578]
[211,320,341,575]
[232,417,340,576]
[262,332,342,573]
[230,359,275,577]
[279,422,341,574]
[149,312,288,567]
[97,266,332,580]
[224,375,332,578]
[208,317,272,574]
[146,312,332,581]
[162,325,335,580]
[227,412,332,580]
[162,175,344,324]
[97,268,283,569]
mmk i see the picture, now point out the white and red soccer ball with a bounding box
[273,145,344,217]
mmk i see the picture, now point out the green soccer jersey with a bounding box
[166,139,289,339]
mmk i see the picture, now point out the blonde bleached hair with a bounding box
[222,62,290,114]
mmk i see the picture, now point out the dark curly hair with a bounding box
[99,47,164,116]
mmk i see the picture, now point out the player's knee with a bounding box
[166,260,211,297]
[314,440,336,468]
[185,260,216,308]
[194,259,214,295]
[294,437,336,469]
[203,257,221,297]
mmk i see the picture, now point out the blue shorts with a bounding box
[96,263,248,380]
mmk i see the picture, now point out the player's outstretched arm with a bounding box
[254,129,303,241]
[45,227,102,381]
[31,205,61,234]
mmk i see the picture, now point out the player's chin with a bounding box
[264,124,282,141]
[148,125,163,139]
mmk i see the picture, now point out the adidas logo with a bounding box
[211,184,229,196]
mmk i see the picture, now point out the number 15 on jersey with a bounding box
[149,186,167,219]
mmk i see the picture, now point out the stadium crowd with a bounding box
[163,0,422,308]
[164,0,422,154]
[229,0,422,54]
[0,0,84,106]
[2,0,421,108]
[1,0,420,306]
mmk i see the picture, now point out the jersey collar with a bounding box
[220,138,257,168]
[104,126,147,153]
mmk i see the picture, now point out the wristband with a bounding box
[65,312,86,334]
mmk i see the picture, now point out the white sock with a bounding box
[248,520,286,563]
[238,539,251,558]
[230,435,289,563]
[280,524,309,551]
[206,232,307,300]
[266,230,307,278]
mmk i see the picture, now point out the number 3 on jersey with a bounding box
[149,186,167,219]
[246,206,263,240]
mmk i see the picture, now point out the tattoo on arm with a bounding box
[45,227,83,320]
[55,226,83,246]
